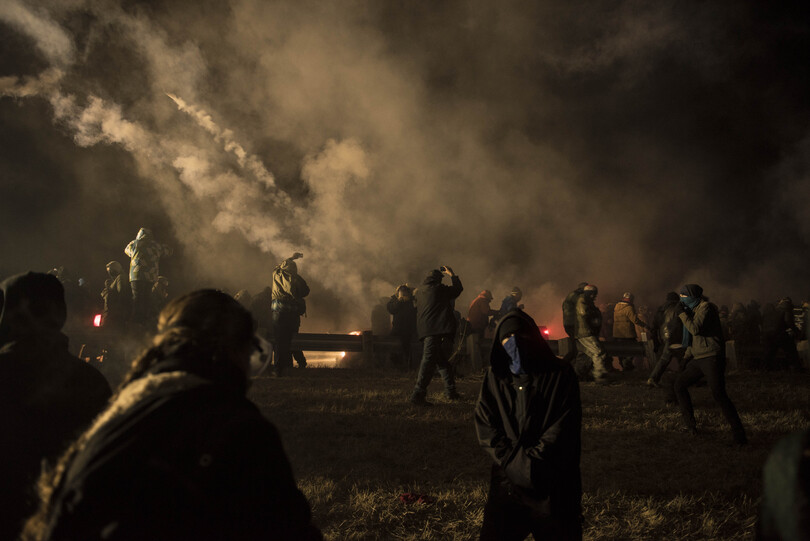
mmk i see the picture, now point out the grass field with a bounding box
[247,366,810,540]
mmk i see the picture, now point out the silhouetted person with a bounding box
[388,285,417,369]
[497,287,524,320]
[763,298,803,372]
[271,253,309,377]
[562,283,588,340]
[22,290,322,541]
[574,285,610,383]
[612,292,648,371]
[409,266,463,405]
[468,290,498,337]
[100,261,131,333]
[475,310,582,540]
[125,228,172,326]
[150,276,170,321]
[674,284,747,445]
[647,292,685,386]
[0,272,111,540]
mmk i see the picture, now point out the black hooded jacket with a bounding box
[474,310,582,517]
[0,273,111,541]
[416,272,463,339]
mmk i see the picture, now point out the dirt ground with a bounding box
[248,367,810,540]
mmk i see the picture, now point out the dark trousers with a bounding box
[764,333,802,371]
[674,355,747,443]
[390,334,414,370]
[292,350,307,368]
[130,280,152,324]
[272,311,300,377]
[614,337,637,370]
[412,334,455,396]
[649,346,685,383]
[480,466,582,541]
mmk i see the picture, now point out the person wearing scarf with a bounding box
[674,284,747,445]
[475,310,583,540]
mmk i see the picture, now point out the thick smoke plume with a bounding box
[1,0,809,332]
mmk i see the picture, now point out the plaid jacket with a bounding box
[125,229,172,282]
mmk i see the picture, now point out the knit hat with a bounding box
[679,284,703,298]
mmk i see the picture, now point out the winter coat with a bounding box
[101,274,131,329]
[0,273,111,541]
[387,297,417,339]
[497,296,520,320]
[574,295,601,339]
[468,294,496,333]
[654,301,683,346]
[271,261,310,315]
[612,301,646,339]
[679,300,725,360]
[475,310,582,518]
[125,228,172,282]
[416,275,463,339]
[36,362,322,541]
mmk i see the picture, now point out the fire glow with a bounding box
[93,314,102,327]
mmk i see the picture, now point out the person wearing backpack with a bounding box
[271,253,310,377]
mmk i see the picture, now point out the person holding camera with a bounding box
[409,266,463,405]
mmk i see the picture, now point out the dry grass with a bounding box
[247,367,810,540]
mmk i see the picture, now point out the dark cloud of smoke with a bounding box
[1,0,809,333]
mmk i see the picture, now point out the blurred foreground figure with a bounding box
[475,310,582,540]
[612,292,648,372]
[124,228,172,325]
[0,272,111,540]
[271,253,309,377]
[574,285,610,383]
[409,266,463,405]
[674,284,747,445]
[756,428,810,541]
[22,290,321,541]
[647,292,685,386]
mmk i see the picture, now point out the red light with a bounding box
[93,314,103,327]
[543,329,550,336]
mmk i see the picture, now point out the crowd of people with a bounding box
[1,243,808,539]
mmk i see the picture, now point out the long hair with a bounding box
[22,289,255,541]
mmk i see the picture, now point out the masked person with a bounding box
[674,284,747,445]
[0,272,111,541]
[388,285,417,370]
[475,310,582,540]
[100,261,131,333]
[270,253,309,377]
[574,285,610,383]
[612,292,649,371]
[22,290,322,541]
[409,266,463,405]
[124,228,172,326]
[647,292,685,386]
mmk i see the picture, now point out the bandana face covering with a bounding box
[503,335,525,375]
[249,335,273,378]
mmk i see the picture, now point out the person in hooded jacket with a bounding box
[475,310,582,540]
[647,292,685,386]
[21,289,322,541]
[612,292,649,372]
[574,285,610,383]
[100,261,131,333]
[0,272,112,541]
[674,284,747,444]
[125,228,172,326]
[562,283,588,340]
[388,285,417,369]
[270,253,309,377]
[497,287,525,320]
[409,266,463,405]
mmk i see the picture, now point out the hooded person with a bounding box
[674,284,747,444]
[562,283,588,339]
[409,266,463,405]
[468,290,498,335]
[475,310,582,540]
[0,272,111,541]
[387,285,417,369]
[124,228,172,326]
[270,253,309,377]
[497,287,525,320]
[22,290,322,541]
[573,285,610,383]
[612,292,649,371]
[100,261,131,332]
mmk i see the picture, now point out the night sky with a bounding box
[1,0,809,331]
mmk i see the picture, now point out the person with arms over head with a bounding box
[22,290,322,541]
[0,272,111,541]
[475,309,582,540]
[271,253,309,377]
[124,228,172,326]
[409,266,463,405]
[674,284,747,445]
[388,285,417,370]
[574,285,610,383]
[612,292,649,372]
